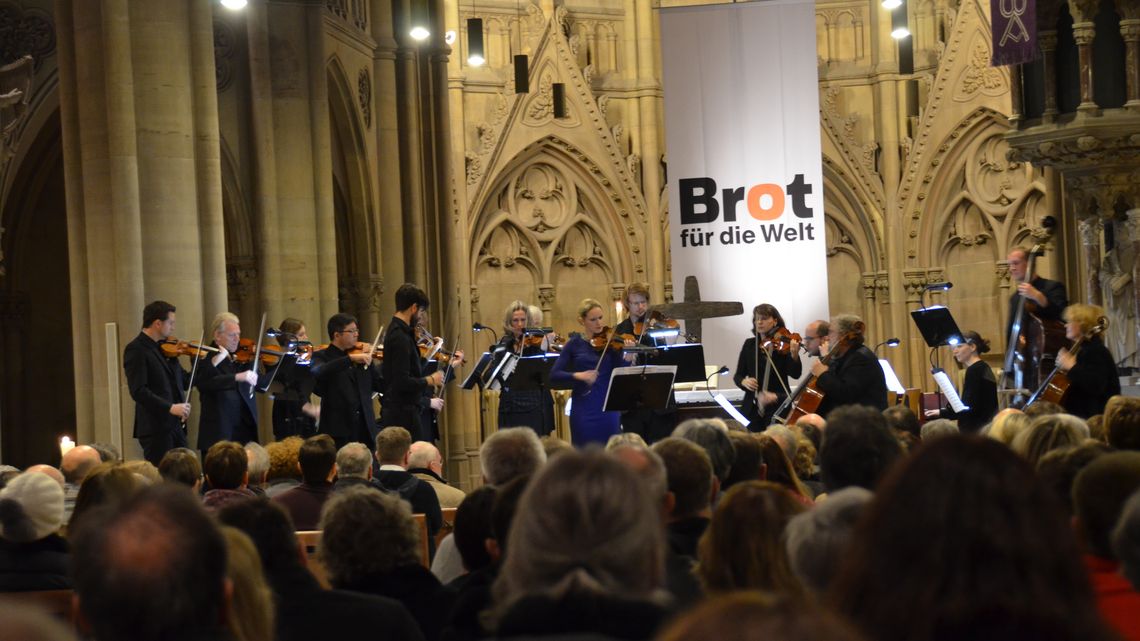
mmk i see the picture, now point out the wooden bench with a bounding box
[438,507,457,550]
[295,530,331,588]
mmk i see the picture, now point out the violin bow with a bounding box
[248,313,268,399]
[438,333,460,400]
[364,326,384,369]
[183,331,206,423]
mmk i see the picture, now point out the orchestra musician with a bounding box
[270,317,319,440]
[1006,246,1069,392]
[311,313,384,449]
[123,300,192,465]
[734,303,802,429]
[494,300,555,435]
[810,314,888,416]
[195,312,261,456]
[801,320,829,357]
[924,330,998,433]
[614,283,677,443]
[380,283,463,442]
[1054,304,1121,418]
[551,298,634,446]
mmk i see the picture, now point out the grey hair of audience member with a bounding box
[608,443,668,504]
[335,442,373,479]
[90,442,121,463]
[674,418,735,484]
[784,486,873,594]
[606,432,648,451]
[920,418,959,441]
[245,442,270,484]
[764,425,798,462]
[319,486,420,585]
[493,450,665,621]
[1012,414,1086,467]
[1112,488,1140,591]
[480,427,547,486]
[407,441,440,469]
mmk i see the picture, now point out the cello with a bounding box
[773,324,861,426]
[1024,316,1107,408]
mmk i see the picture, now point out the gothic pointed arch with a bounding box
[219,137,258,321]
[821,156,885,315]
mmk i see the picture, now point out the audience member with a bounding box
[245,442,270,494]
[657,592,864,641]
[68,463,140,535]
[1088,413,1106,442]
[539,435,573,460]
[882,405,920,438]
[762,425,798,462]
[652,437,714,560]
[70,485,232,641]
[332,442,382,493]
[1106,395,1140,451]
[374,427,443,552]
[408,441,466,509]
[320,487,455,641]
[0,465,19,489]
[1072,452,1140,640]
[273,434,337,530]
[1012,413,1087,467]
[25,464,65,487]
[696,480,805,596]
[1024,400,1064,418]
[217,498,425,641]
[482,428,547,485]
[202,441,256,511]
[756,434,812,501]
[791,433,818,488]
[784,486,873,594]
[1113,489,1140,592]
[158,447,203,491]
[673,418,735,486]
[89,442,120,463]
[490,450,667,640]
[0,472,69,591]
[450,486,497,579]
[919,418,958,442]
[123,460,161,484]
[984,407,1031,444]
[829,436,1116,641]
[721,431,765,490]
[793,413,826,452]
[606,432,648,450]
[219,526,275,641]
[60,444,101,523]
[1037,441,1113,516]
[818,405,901,493]
[264,436,304,498]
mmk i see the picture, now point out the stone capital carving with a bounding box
[1125,209,1140,241]
[1078,216,1103,246]
[538,284,555,311]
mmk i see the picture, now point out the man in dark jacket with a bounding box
[374,427,442,554]
[273,435,337,530]
[312,313,384,448]
[812,314,888,417]
[123,300,192,465]
[195,312,259,456]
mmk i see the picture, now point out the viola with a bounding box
[761,327,802,355]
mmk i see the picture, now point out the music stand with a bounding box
[508,354,558,392]
[647,343,707,383]
[603,365,677,413]
[461,351,496,390]
[910,306,965,347]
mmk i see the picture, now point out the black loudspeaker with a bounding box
[514,55,529,93]
[553,83,566,118]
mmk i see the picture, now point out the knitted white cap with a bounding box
[0,471,65,542]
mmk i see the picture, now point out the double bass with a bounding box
[773,324,861,426]
[1002,231,1066,406]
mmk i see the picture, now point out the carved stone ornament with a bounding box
[358,68,372,129]
[0,2,54,67]
[214,18,237,92]
[1078,215,1103,246]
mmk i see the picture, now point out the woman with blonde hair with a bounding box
[551,299,632,446]
[1051,303,1120,418]
[496,300,555,435]
[220,526,275,641]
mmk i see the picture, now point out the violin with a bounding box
[761,327,802,355]
[588,327,635,352]
[632,310,680,336]
[416,326,466,365]
[160,338,219,360]
[313,342,384,362]
[522,330,566,352]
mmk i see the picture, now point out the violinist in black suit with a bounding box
[195,312,260,456]
[123,300,192,465]
[311,313,385,449]
[811,314,888,417]
[735,303,802,430]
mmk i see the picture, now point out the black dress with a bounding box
[494,334,556,435]
[734,330,803,429]
[939,360,997,433]
[1062,338,1120,418]
[615,317,678,443]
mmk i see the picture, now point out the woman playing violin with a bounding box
[195,312,261,456]
[1054,304,1120,418]
[551,298,635,446]
[924,330,997,433]
[494,300,556,435]
[614,283,677,443]
[270,318,320,440]
[734,303,802,429]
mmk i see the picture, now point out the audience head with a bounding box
[1087,414,1106,442]
[920,418,959,442]
[1036,441,1112,516]
[25,464,65,488]
[794,413,826,452]
[722,431,765,490]
[819,405,901,492]
[61,444,102,484]
[265,437,303,483]
[158,448,203,490]
[609,444,669,509]
[216,498,301,580]
[453,486,497,572]
[407,441,443,473]
[123,460,160,485]
[830,436,1110,641]
[539,435,573,460]
[985,408,1030,444]
[1024,400,1064,418]
[90,442,121,463]
[756,433,810,498]
[1012,413,1086,467]
[244,443,270,487]
[204,441,249,490]
[493,450,664,618]
[763,424,797,461]
[696,481,806,595]
[658,592,865,641]
[1112,489,1140,590]
[319,487,420,585]
[883,405,921,438]
[480,427,546,486]
[71,485,229,641]
[785,486,873,594]
[219,525,275,641]
[0,465,18,489]
[69,463,141,534]
[374,427,412,467]
[791,433,816,482]
[652,437,714,520]
[1072,452,1140,559]
[673,418,735,484]
[1105,395,1140,451]
[0,471,64,542]
[489,475,531,557]
[605,432,647,450]
[335,442,373,479]
[298,435,337,484]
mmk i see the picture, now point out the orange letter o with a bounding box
[747,183,785,221]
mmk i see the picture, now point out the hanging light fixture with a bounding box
[220,0,247,9]
[410,0,431,41]
[891,2,911,39]
[467,18,485,66]
[881,0,902,9]
[553,82,566,118]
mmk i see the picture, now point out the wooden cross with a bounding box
[650,276,743,342]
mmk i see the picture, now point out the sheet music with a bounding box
[714,393,751,427]
[931,368,969,413]
[879,359,906,395]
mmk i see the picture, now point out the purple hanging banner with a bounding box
[991,0,1038,65]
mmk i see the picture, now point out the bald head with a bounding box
[61,445,101,484]
[26,464,65,487]
[408,441,441,470]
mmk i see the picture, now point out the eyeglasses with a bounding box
[338,328,360,335]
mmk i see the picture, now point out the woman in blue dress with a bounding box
[551,298,632,446]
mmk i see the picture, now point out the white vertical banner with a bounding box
[661,0,829,383]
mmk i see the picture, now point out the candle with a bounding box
[59,436,75,457]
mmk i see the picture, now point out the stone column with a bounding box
[56,0,225,448]
[1073,21,1099,113]
[397,0,427,287]
[372,0,408,292]
[635,0,666,299]
[1078,215,1103,306]
[1128,209,1140,367]
[1123,19,1140,110]
[1040,31,1060,121]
